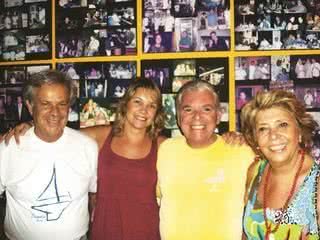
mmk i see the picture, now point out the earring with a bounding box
[299,135,302,143]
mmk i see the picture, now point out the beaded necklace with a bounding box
[263,150,305,240]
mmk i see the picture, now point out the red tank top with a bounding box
[91,133,160,240]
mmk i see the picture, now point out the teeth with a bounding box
[136,116,146,121]
[191,125,205,130]
[269,144,286,152]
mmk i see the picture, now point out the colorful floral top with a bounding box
[243,160,320,240]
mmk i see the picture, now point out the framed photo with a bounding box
[236,85,264,110]
[107,79,131,98]
[295,85,320,109]
[4,66,25,85]
[220,102,229,122]
[172,76,195,92]
[79,98,117,128]
[173,59,196,76]
[162,93,178,129]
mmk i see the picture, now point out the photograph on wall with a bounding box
[173,59,196,76]
[107,62,136,79]
[172,76,195,92]
[271,55,290,81]
[26,64,50,79]
[162,93,178,129]
[107,78,131,98]
[0,86,32,133]
[269,79,294,91]
[220,102,229,122]
[79,98,117,128]
[4,66,25,85]
[85,79,107,98]
[56,0,137,58]
[143,65,172,93]
[295,84,320,109]
[235,0,320,51]
[4,0,23,7]
[1,30,26,61]
[290,55,320,80]
[235,56,271,81]
[143,0,230,53]
[236,85,264,110]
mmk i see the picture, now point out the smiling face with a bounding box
[26,83,70,142]
[255,107,301,167]
[178,89,221,148]
[124,87,158,131]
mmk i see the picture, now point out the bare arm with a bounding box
[80,125,112,150]
[0,121,33,145]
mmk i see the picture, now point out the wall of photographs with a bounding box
[0,0,52,61]
[1,0,320,139]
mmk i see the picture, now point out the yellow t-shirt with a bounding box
[157,136,254,240]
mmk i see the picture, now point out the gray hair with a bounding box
[175,80,220,118]
[23,69,77,105]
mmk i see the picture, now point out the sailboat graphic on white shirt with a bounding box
[31,166,72,221]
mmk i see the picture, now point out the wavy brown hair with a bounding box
[112,78,165,139]
[241,90,318,154]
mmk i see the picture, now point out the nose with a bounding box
[269,127,279,140]
[50,105,59,116]
[192,110,201,120]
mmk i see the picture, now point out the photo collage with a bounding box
[235,0,320,50]
[143,0,230,53]
[56,0,136,58]
[0,0,51,61]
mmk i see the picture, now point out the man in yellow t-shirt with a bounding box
[157,80,254,240]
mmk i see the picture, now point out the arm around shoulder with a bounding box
[80,125,112,150]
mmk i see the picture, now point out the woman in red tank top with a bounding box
[82,78,166,240]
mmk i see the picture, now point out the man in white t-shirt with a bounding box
[0,70,98,240]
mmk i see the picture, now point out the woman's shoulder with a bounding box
[80,125,112,149]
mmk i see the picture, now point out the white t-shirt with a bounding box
[0,127,98,240]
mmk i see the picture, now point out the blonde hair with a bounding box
[241,90,318,153]
[112,78,165,139]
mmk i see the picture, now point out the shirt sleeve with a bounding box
[88,140,99,193]
[0,143,6,194]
